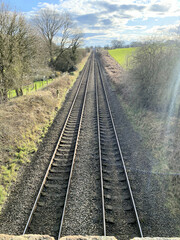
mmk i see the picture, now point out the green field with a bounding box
[108,47,137,69]
[8,78,54,99]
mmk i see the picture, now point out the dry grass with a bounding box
[0,54,89,210]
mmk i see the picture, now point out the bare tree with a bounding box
[111,40,125,49]
[33,8,64,63]
[54,13,73,59]
[54,28,83,72]
[33,8,84,72]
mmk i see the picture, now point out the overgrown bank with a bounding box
[0,54,89,210]
[99,49,180,232]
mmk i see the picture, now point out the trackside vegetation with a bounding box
[0,54,89,211]
[7,79,54,99]
[103,40,180,221]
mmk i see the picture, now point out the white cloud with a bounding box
[28,0,180,46]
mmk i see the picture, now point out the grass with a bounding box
[108,47,136,69]
[7,78,54,99]
[0,53,89,211]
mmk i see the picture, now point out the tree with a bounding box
[111,40,125,49]
[33,8,64,64]
[54,25,84,72]
[0,2,38,101]
[104,45,110,49]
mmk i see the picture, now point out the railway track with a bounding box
[23,51,143,240]
[23,53,93,238]
[95,54,143,239]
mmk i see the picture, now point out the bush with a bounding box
[128,41,180,111]
[54,48,87,73]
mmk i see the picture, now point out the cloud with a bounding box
[76,13,98,25]
[101,19,112,25]
[95,1,119,12]
[119,4,145,11]
[149,4,170,12]
[25,0,180,46]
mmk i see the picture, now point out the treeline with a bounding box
[0,2,86,102]
[104,38,180,50]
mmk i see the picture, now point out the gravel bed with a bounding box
[61,59,103,236]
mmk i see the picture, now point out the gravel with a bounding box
[61,56,103,236]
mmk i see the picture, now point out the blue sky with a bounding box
[6,0,180,46]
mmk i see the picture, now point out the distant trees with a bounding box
[111,40,125,49]
[130,41,143,47]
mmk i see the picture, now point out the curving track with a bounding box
[23,51,143,240]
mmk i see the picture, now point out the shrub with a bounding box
[128,41,180,111]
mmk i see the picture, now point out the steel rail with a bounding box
[96,55,144,238]
[23,53,92,235]
[95,58,107,236]
[57,53,94,239]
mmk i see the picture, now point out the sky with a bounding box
[6,0,180,46]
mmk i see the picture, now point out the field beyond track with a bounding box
[108,47,136,69]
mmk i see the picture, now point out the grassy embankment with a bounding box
[0,53,89,211]
[108,48,180,220]
[108,47,136,69]
[7,79,54,99]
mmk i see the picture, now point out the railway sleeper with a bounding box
[100,136,116,141]
[102,161,122,167]
[53,157,72,163]
[124,205,134,211]
[102,158,122,165]
[106,216,115,224]
[60,139,75,144]
[64,129,78,134]
[41,191,66,199]
[102,152,120,158]
[55,152,74,158]
[56,149,74,153]
[127,217,136,224]
[49,168,70,173]
[105,204,113,211]
[118,175,126,182]
[121,193,131,201]
[44,183,68,189]
[63,132,76,137]
[47,175,69,181]
[100,129,115,135]
[58,145,75,150]
[52,162,72,167]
